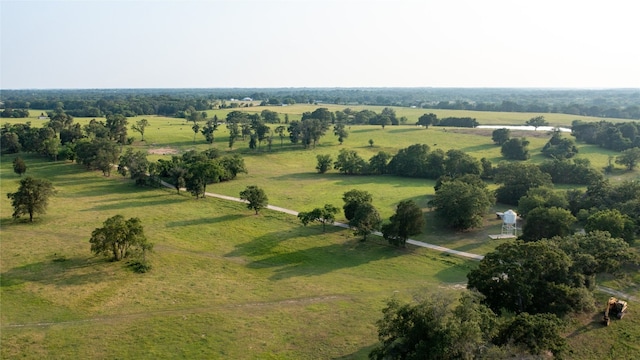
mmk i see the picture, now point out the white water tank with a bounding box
[503,210,517,224]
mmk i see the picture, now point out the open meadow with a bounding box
[2,107,640,358]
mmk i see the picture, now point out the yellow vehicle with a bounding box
[603,297,628,326]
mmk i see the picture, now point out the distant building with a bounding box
[242,97,253,101]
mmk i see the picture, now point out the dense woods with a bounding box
[1,88,639,119]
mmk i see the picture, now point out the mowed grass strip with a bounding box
[1,155,474,359]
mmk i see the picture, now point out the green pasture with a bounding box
[2,107,640,358]
[206,103,628,127]
[1,154,475,359]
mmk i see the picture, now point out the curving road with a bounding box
[162,181,636,299]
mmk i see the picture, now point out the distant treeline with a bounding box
[1,88,638,119]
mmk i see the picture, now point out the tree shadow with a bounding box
[225,228,326,259]
[81,193,185,211]
[460,143,495,153]
[227,227,403,280]
[0,256,113,288]
[70,181,151,197]
[387,127,422,134]
[434,259,475,284]
[566,312,606,338]
[333,344,376,359]
[351,128,378,133]
[166,213,244,227]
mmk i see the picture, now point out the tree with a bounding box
[41,137,60,161]
[387,144,431,178]
[416,113,437,128]
[118,148,150,186]
[615,147,640,170]
[381,200,424,247]
[342,189,373,221]
[368,151,391,175]
[495,313,566,357]
[444,149,481,177]
[239,185,268,214]
[300,118,328,148]
[89,215,152,262]
[494,163,553,205]
[13,156,27,176]
[467,240,592,316]
[333,122,348,144]
[541,130,578,159]
[501,137,530,160]
[74,138,121,176]
[491,128,511,145]
[584,209,635,244]
[274,125,287,146]
[131,118,150,141]
[333,149,367,175]
[525,115,548,130]
[315,154,332,174]
[429,179,495,230]
[520,206,576,242]
[185,159,224,198]
[105,114,129,144]
[370,292,497,360]
[260,109,280,123]
[1,132,21,154]
[349,202,381,241]
[368,139,374,147]
[191,123,201,143]
[297,204,339,232]
[517,186,569,218]
[554,231,636,288]
[7,177,56,222]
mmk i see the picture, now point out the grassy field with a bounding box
[2,107,640,358]
[1,154,475,359]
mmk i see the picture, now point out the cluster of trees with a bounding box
[1,110,132,162]
[224,110,278,150]
[491,118,579,161]
[297,204,339,232]
[219,107,349,151]
[1,108,30,118]
[416,113,479,128]
[340,190,424,246]
[492,159,640,244]
[324,144,491,181]
[572,119,640,151]
[372,231,636,359]
[430,175,495,230]
[1,91,213,118]
[297,190,424,247]
[155,149,247,198]
[371,291,567,359]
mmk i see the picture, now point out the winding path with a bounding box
[164,181,635,299]
[195,185,484,260]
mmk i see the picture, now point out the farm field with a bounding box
[2,107,640,358]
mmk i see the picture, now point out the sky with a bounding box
[1,0,639,89]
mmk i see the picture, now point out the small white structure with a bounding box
[489,209,518,239]
[501,209,518,237]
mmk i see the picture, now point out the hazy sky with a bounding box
[1,0,638,89]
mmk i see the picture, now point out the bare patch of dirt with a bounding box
[148,147,179,155]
